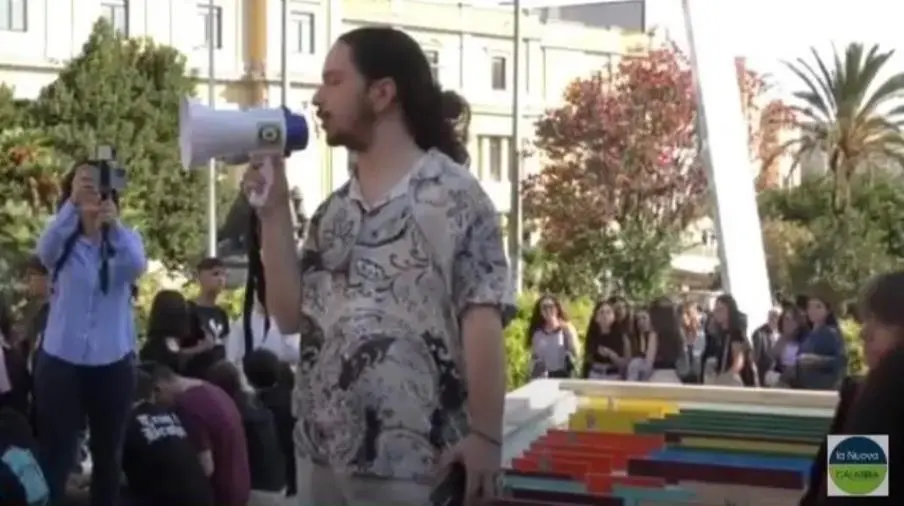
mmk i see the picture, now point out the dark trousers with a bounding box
[35,351,136,506]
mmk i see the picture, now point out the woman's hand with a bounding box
[98,198,118,224]
[599,346,617,359]
[72,165,100,212]
[797,353,820,366]
[241,154,290,218]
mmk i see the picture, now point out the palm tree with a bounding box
[781,43,904,212]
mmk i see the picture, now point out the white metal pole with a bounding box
[206,0,218,257]
[508,0,523,293]
[280,0,290,106]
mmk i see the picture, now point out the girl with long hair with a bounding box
[625,308,659,381]
[764,305,807,388]
[608,295,633,341]
[796,295,846,390]
[526,295,578,378]
[34,162,147,505]
[140,290,194,373]
[700,294,747,386]
[582,300,630,380]
[678,301,707,383]
[644,297,686,384]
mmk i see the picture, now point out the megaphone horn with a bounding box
[178,98,310,170]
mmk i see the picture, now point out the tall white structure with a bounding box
[682,0,772,322]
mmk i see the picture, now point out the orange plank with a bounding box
[529,441,647,470]
[511,456,538,472]
[543,430,665,452]
[524,450,613,473]
[520,455,590,478]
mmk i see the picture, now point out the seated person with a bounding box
[206,360,286,505]
[144,362,250,506]
[122,369,214,506]
[225,296,299,365]
[0,408,48,506]
[243,348,297,497]
[139,290,193,373]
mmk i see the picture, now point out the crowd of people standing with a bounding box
[526,291,849,391]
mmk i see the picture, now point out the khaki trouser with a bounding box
[295,458,432,506]
[249,490,290,506]
[648,369,682,384]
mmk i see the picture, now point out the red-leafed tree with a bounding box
[523,44,790,298]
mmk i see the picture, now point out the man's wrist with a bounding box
[256,199,293,223]
[470,427,502,447]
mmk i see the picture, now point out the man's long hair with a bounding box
[338,27,471,165]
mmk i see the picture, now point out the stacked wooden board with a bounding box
[491,397,832,506]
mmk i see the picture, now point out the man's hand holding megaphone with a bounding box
[242,154,290,219]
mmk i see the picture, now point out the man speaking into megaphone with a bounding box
[237,27,513,506]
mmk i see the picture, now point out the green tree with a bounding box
[781,43,904,213]
[29,20,232,269]
[790,212,896,308]
[759,175,904,305]
[0,128,65,303]
[760,218,813,297]
[760,175,904,259]
[0,85,32,128]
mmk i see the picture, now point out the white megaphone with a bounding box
[179,97,310,206]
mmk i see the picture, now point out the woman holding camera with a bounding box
[34,163,146,506]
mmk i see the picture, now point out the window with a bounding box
[198,4,223,49]
[0,0,26,32]
[291,11,314,54]
[488,137,504,180]
[478,136,507,181]
[101,0,129,36]
[491,56,507,91]
[424,50,439,82]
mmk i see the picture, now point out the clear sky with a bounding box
[644,0,903,98]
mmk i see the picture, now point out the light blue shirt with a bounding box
[36,201,147,366]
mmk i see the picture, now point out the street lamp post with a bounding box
[508,0,524,294]
[280,0,290,106]
[206,0,217,257]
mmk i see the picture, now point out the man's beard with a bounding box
[325,99,375,152]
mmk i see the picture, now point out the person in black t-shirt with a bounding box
[121,370,214,506]
[700,294,748,385]
[183,258,231,378]
[205,360,286,502]
[243,348,297,497]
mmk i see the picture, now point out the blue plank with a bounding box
[647,449,812,473]
[612,484,695,503]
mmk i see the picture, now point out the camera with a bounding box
[87,145,127,200]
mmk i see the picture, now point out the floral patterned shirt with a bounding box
[292,150,514,481]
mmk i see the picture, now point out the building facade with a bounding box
[0,0,645,215]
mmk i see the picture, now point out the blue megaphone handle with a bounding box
[282,107,309,155]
